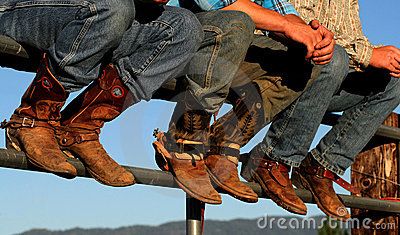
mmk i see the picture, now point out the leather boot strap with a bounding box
[303,165,361,194]
[1,115,57,129]
[153,130,206,159]
[209,146,240,159]
[56,127,99,147]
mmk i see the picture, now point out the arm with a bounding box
[222,0,322,59]
[347,0,400,77]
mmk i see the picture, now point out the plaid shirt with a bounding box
[168,0,298,15]
[289,0,374,71]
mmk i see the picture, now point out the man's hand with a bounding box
[282,21,323,59]
[369,46,400,78]
[309,20,336,65]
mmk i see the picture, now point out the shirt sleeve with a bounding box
[263,0,299,16]
[346,0,374,70]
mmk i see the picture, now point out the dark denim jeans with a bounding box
[259,50,400,175]
[0,1,203,103]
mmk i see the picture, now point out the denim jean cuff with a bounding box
[310,149,345,175]
[258,143,301,168]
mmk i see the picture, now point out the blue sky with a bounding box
[0,1,399,234]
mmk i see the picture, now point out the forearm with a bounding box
[284,14,306,25]
[222,0,290,33]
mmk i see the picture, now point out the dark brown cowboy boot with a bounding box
[153,92,222,204]
[1,55,77,177]
[241,146,307,215]
[56,64,135,187]
[293,154,360,221]
[206,83,264,203]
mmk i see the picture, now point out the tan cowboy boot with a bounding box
[153,91,221,204]
[206,83,264,203]
[56,64,135,187]
[1,55,77,177]
[293,154,360,221]
[241,146,307,215]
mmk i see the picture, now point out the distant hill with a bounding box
[17,216,350,235]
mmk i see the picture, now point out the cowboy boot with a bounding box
[292,154,360,221]
[241,145,307,215]
[206,83,263,203]
[56,64,135,187]
[1,55,77,177]
[153,91,222,204]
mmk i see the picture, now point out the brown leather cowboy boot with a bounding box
[293,154,360,221]
[206,83,263,203]
[1,55,77,177]
[241,146,307,215]
[153,92,222,204]
[56,64,135,187]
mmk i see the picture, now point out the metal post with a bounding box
[186,195,205,235]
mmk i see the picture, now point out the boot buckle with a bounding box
[22,117,35,128]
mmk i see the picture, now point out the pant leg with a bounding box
[311,70,400,175]
[257,45,349,167]
[112,5,203,102]
[183,10,255,113]
[234,35,325,124]
[0,0,135,92]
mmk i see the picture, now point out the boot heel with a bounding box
[5,128,22,152]
[240,164,254,182]
[291,170,307,190]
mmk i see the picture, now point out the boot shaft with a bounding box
[210,82,265,147]
[61,64,134,130]
[168,91,212,143]
[16,55,67,121]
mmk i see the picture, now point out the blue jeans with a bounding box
[152,10,255,113]
[0,1,203,102]
[0,0,136,91]
[258,47,400,175]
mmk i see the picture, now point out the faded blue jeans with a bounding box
[152,10,255,114]
[0,1,203,103]
[258,47,400,175]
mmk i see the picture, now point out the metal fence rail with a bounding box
[1,148,399,214]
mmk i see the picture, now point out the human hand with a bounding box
[283,21,323,59]
[309,20,336,65]
[369,46,400,78]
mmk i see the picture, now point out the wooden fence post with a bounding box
[351,113,399,234]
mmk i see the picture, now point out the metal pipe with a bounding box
[186,196,205,235]
[1,148,400,213]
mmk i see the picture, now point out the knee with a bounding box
[329,45,350,80]
[93,0,136,43]
[167,7,204,52]
[215,11,255,46]
[318,45,349,90]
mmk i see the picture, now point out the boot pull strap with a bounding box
[304,165,361,194]
[323,170,361,194]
